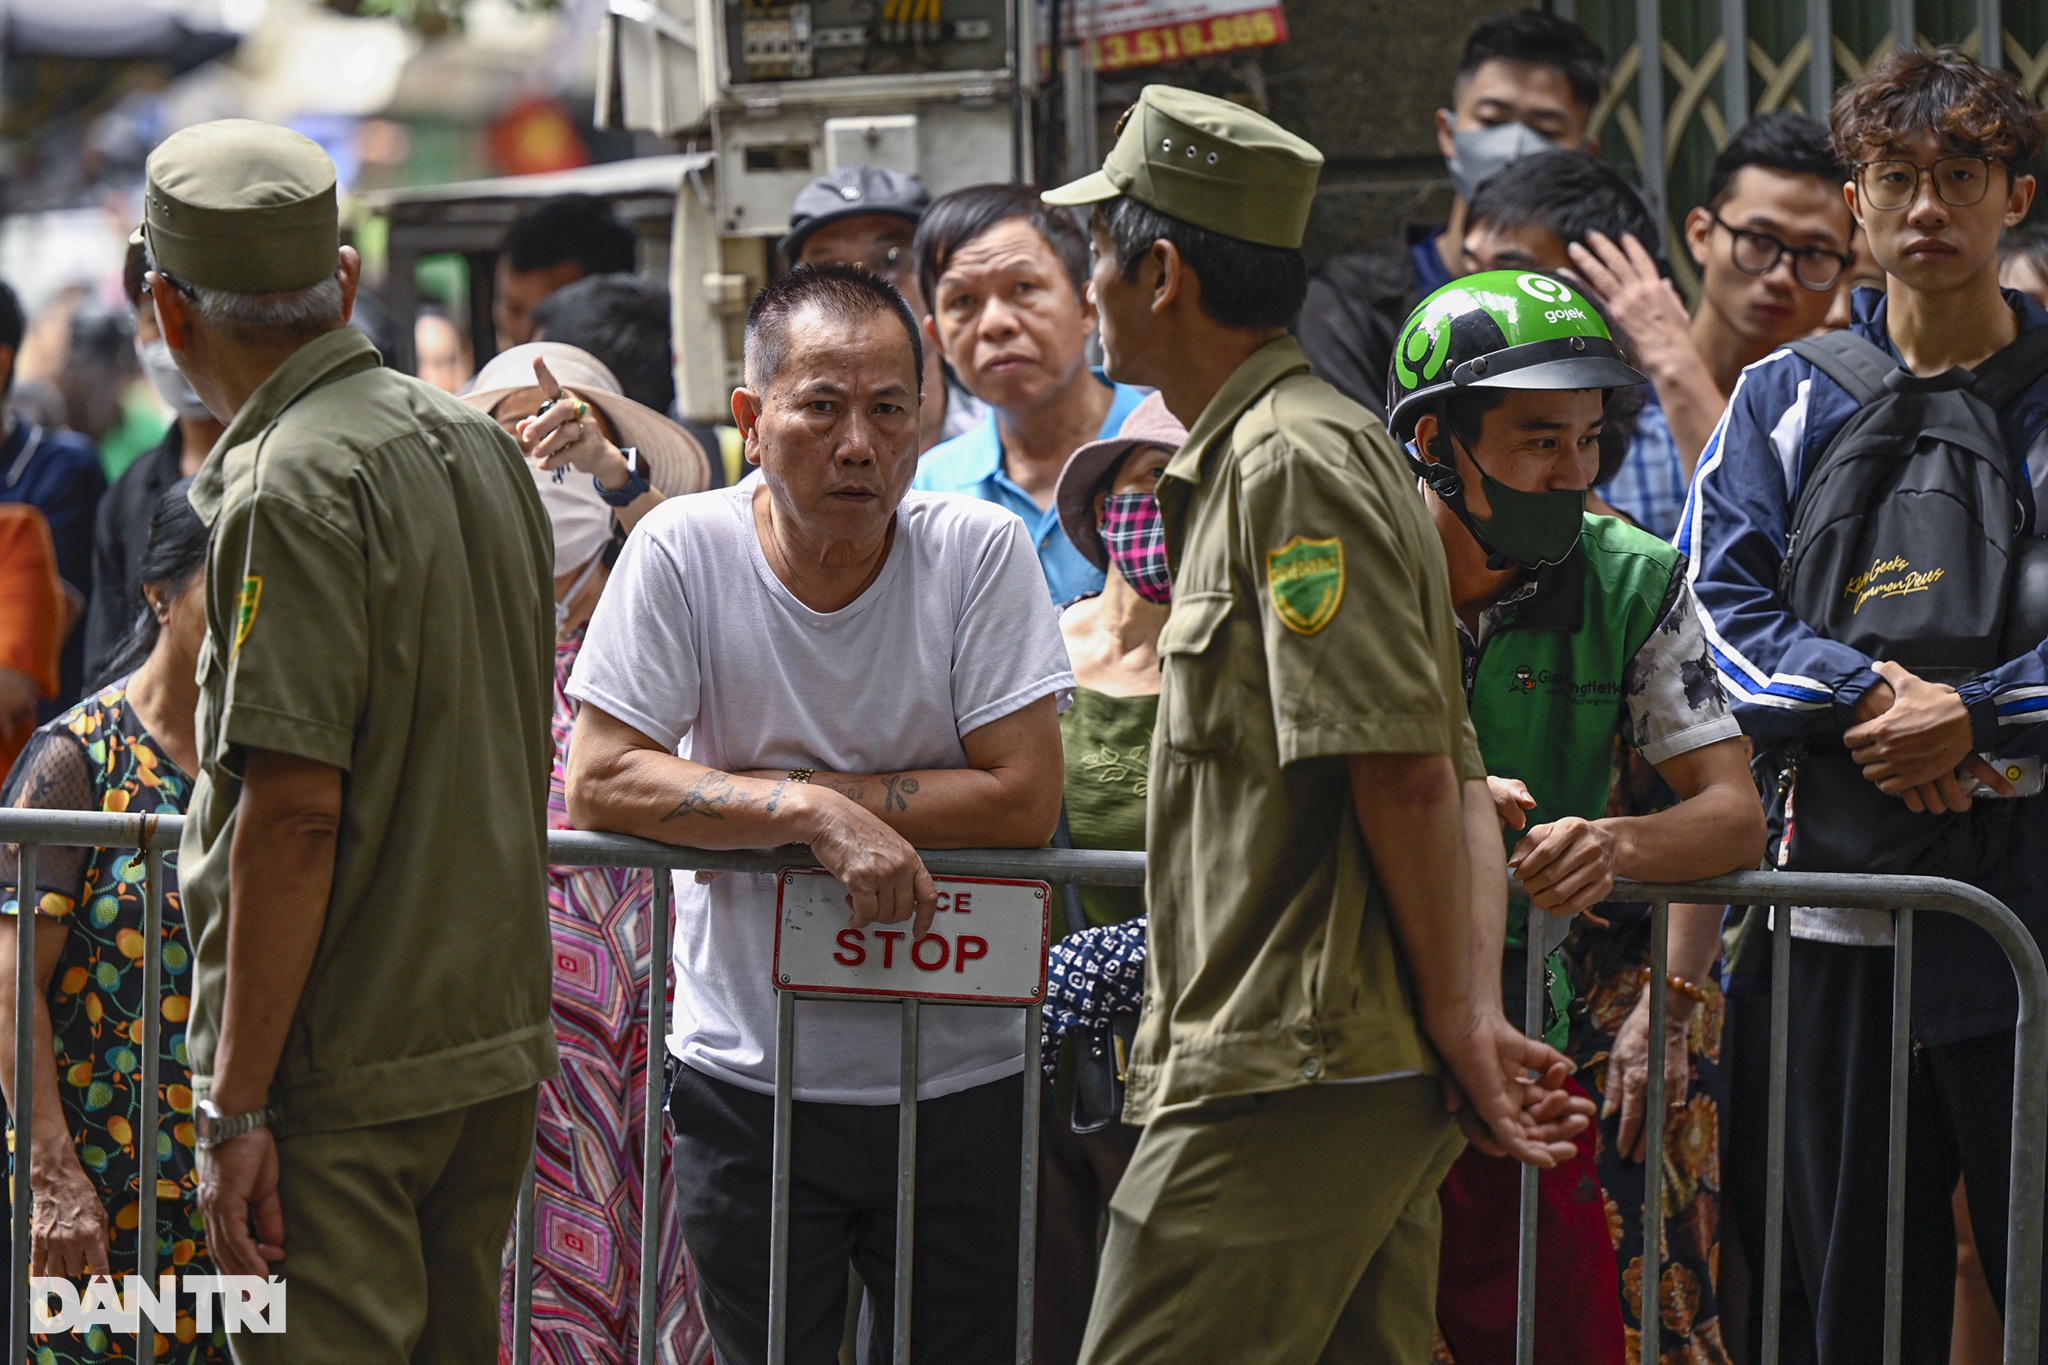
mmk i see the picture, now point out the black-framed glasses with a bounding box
[1855,155,2003,211]
[1710,213,1853,292]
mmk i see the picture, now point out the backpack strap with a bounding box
[1784,331,1898,406]
[1971,326,2048,410]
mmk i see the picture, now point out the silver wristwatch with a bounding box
[195,1098,280,1150]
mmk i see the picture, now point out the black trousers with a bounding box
[667,1060,1023,1365]
[1032,1094,1139,1365]
[1724,982,1818,1363]
[1735,936,2047,1365]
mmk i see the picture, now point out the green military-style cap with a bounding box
[134,119,339,294]
[1042,85,1323,249]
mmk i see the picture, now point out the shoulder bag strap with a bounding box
[1971,326,2048,411]
[1785,331,1899,407]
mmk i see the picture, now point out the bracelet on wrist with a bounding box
[1645,967,1712,1006]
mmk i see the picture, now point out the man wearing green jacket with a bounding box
[1389,272,1765,1361]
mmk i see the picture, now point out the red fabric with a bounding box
[1435,1075,1626,1365]
[0,505,63,776]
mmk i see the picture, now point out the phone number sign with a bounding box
[1091,5,1286,71]
[773,870,1051,1004]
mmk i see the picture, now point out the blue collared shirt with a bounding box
[913,372,1148,601]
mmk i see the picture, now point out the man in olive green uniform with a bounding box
[1045,88,1590,1364]
[148,121,557,1362]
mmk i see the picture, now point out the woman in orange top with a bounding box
[0,503,64,777]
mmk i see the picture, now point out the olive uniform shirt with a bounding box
[180,327,558,1138]
[1129,335,1485,1125]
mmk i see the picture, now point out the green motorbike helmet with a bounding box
[1388,270,1649,571]
[1385,270,1647,441]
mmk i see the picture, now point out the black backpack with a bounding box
[1764,325,2048,878]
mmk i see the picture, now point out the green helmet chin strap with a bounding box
[1409,402,1588,572]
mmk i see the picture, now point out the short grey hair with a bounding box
[190,274,346,345]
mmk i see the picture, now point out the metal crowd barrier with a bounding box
[1,810,2043,1365]
[542,829,1142,1365]
[1515,875,2048,1365]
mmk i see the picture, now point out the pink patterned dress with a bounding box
[502,625,707,1364]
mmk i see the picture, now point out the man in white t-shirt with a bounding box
[565,263,1072,1365]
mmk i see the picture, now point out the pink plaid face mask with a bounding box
[1100,492,1172,604]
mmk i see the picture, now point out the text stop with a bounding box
[773,870,1051,1004]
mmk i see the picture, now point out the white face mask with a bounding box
[136,338,212,421]
[532,461,615,574]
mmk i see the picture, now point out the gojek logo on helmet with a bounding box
[1517,273,1589,326]
[1394,308,1454,390]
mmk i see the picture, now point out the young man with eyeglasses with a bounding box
[1570,112,1853,486]
[1684,49,2046,1363]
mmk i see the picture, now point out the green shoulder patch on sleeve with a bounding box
[232,575,263,658]
[1266,536,1344,635]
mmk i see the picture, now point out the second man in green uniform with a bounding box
[1044,86,1593,1365]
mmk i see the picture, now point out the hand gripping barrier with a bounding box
[1,810,2041,1365]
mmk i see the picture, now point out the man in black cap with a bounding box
[782,165,984,449]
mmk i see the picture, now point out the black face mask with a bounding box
[1466,462,1586,569]
[1413,427,1586,571]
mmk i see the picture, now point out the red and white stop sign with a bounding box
[772,869,1051,1004]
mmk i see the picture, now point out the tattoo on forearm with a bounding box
[762,780,791,815]
[822,777,867,802]
[881,775,920,812]
[660,772,738,823]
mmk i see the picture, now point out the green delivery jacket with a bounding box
[1459,513,1684,1046]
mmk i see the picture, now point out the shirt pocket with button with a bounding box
[1156,591,1241,757]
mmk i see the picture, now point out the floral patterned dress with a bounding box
[1561,744,1731,1365]
[500,625,707,1365]
[0,683,226,1364]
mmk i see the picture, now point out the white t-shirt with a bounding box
[567,486,1075,1103]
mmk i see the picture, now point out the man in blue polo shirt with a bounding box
[912,183,1146,600]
